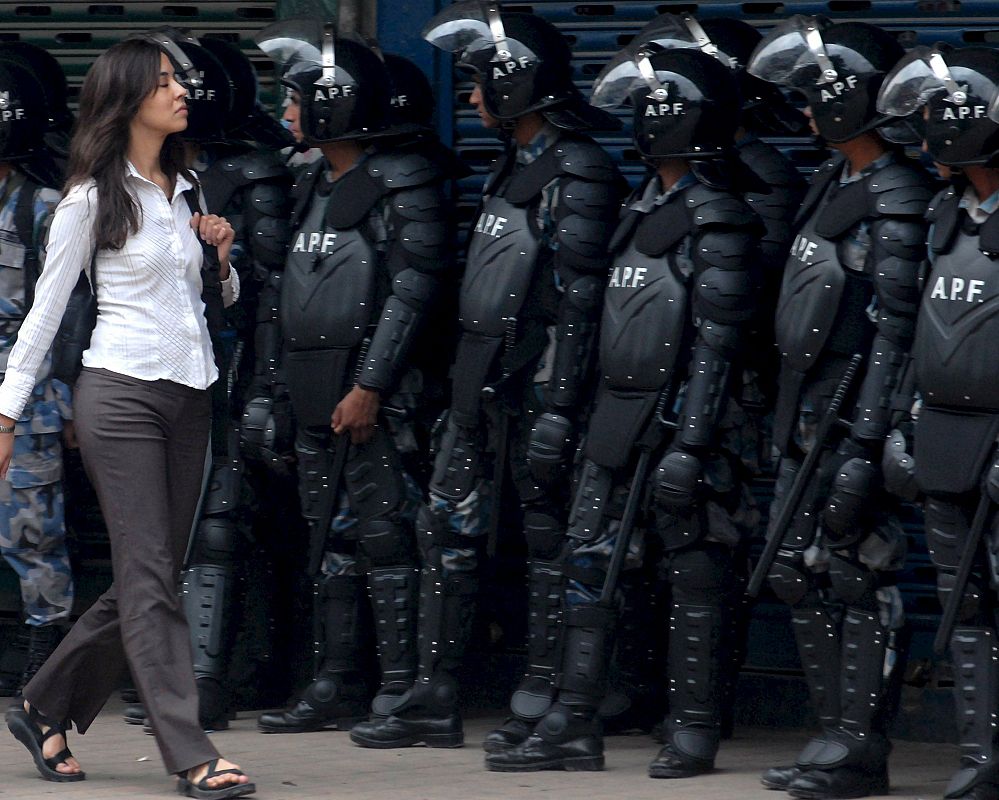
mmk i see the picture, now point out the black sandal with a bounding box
[176,758,256,799]
[5,703,86,782]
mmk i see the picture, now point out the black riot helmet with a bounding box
[199,36,295,150]
[254,18,391,144]
[747,16,904,143]
[879,45,999,166]
[143,28,233,143]
[0,57,50,161]
[383,53,435,132]
[422,0,618,131]
[592,46,740,160]
[616,13,806,136]
[0,42,73,135]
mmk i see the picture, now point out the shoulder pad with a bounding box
[794,155,843,227]
[685,183,758,229]
[928,186,961,255]
[634,196,690,256]
[227,150,290,184]
[289,166,323,229]
[482,148,513,196]
[366,150,443,191]
[867,162,936,217]
[326,165,387,229]
[738,138,805,189]
[553,136,619,183]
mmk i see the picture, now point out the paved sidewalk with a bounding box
[0,701,953,799]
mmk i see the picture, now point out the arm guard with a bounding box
[678,211,760,451]
[357,182,448,395]
[851,214,926,444]
[547,140,624,412]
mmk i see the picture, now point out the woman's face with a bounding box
[132,53,189,138]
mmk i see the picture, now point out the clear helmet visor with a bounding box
[254,18,326,85]
[877,46,957,117]
[747,14,837,88]
[142,27,203,90]
[422,0,535,64]
[631,13,733,65]
[591,48,646,109]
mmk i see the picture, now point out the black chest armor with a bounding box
[281,167,381,353]
[915,190,999,411]
[776,159,883,373]
[599,187,694,394]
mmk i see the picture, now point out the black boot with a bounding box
[256,669,369,733]
[196,676,230,731]
[485,604,614,772]
[350,556,477,749]
[941,627,999,800]
[762,605,842,790]
[484,551,562,753]
[258,574,371,733]
[485,701,604,772]
[18,624,63,695]
[786,607,894,799]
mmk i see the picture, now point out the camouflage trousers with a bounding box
[0,432,73,626]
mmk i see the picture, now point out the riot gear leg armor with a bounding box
[350,501,478,748]
[649,545,730,779]
[258,574,371,732]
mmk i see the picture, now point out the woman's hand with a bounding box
[0,414,15,480]
[190,212,236,280]
[331,386,380,445]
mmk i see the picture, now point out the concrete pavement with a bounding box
[0,700,954,799]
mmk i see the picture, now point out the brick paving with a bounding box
[0,699,953,800]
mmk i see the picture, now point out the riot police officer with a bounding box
[746,18,935,799]
[591,12,808,733]
[485,45,762,776]
[0,46,75,698]
[180,30,296,731]
[349,1,624,751]
[252,20,452,733]
[879,45,999,800]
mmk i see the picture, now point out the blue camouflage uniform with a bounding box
[0,170,74,626]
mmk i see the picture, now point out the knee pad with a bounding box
[667,545,730,605]
[828,554,877,606]
[767,554,811,606]
[523,511,562,560]
[357,519,415,569]
[654,449,703,509]
[823,456,878,547]
[188,517,239,567]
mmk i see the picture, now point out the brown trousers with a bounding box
[24,368,220,775]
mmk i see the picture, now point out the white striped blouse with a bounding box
[0,162,239,421]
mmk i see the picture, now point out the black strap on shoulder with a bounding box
[12,178,39,310]
[183,185,228,456]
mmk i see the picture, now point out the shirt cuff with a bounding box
[0,370,37,423]
[221,266,240,308]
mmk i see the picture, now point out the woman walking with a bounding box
[0,35,254,799]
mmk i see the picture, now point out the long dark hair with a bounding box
[66,37,191,251]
